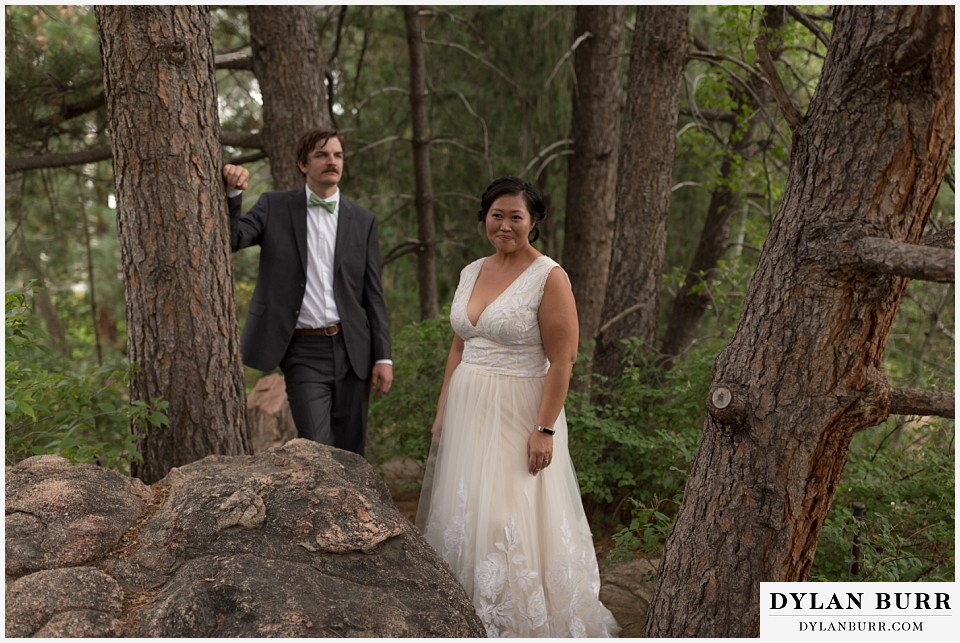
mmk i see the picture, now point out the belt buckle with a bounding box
[324,324,339,336]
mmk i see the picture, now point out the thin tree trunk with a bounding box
[15,252,69,355]
[404,5,439,321]
[249,6,330,190]
[659,7,785,370]
[562,5,625,350]
[79,196,103,365]
[592,7,688,380]
[644,6,954,637]
[32,277,68,356]
[97,5,250,484]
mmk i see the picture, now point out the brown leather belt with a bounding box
[293,323,342,337]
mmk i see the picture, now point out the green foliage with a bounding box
[366,309,454,466]
[568,343,716,534]
[4,6,103,149]
[609,497,678,561]
[810,418,955,582]
[5,286,169,472]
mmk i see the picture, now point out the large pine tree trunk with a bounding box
[644,6,954,637]
[562,6,625,349]
[404,5,439,321]
[592,7,688,380]
[249,6,331,190]
[97,5,250,483]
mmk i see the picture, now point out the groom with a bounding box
[222,129,393,456]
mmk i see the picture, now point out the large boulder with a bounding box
[246,373,296,453]
[598,556,658,638]
[4,440,485,638]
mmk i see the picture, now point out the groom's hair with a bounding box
[295,129,344,172]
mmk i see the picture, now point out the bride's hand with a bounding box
[527,430,554,475]
[431,414,443,443]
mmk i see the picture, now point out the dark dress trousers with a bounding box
[228,190,391,453]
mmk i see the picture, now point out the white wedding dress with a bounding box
[417,255,619,638]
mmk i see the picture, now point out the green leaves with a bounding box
[366,309,453,465]
[566,342,715,537]
[810,418,954,582]
[5,286,169,472]
[610,498,678,561]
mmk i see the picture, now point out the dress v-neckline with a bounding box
[465,255,544,328]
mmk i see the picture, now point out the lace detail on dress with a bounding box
[475,517,548,637]
[441,479,470,562]
[451,256,558,377]
[542,515,607,637]
[452,510,613,638]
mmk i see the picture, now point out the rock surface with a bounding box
[4,441,485,638]
[598,556,658,637]
[245,373,297,453]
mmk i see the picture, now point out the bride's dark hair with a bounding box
[476,176,547,243]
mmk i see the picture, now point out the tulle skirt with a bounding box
[416,362,619,638]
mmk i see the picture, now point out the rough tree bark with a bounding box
[404,5,440,321]
[644,6,954,637]
[592,7,688,380]
[96,5,250,483]
[249,6,331,190]
[562,5,626,349]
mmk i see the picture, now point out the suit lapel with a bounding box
[333,197,353,272]
[290,191,309,274]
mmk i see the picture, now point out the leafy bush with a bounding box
[5,286,169,472]
[608,496,679,561]
[568,341,716,538]
[810,418,955,582]
[366,309,453,468]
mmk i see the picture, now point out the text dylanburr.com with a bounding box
[760,582,955,639]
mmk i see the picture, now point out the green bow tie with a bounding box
[308,194,336,213]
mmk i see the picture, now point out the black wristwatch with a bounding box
[534,424,555,435]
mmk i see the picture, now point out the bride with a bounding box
[416,177,619,637]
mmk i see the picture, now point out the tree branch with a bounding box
[784,6,831,49]
[215,51,253,70]
[754,32,804,131]
[382,239,422,266]
[424,38,521,92]
[596,301,648,340]
[546,31,592,87]
[7,131,264,174]
[889,388,954,418]
[687,49,792,146]
[220,130,264,149]
[921,222,954,249]
[33,92,106,130]
[226,151,268,166]
[689,49,767,85]
[5,145,113,174]
[852,236,954,283]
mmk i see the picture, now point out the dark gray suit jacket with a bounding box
[228,190,391,378]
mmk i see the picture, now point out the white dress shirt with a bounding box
[298,187,340,328]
